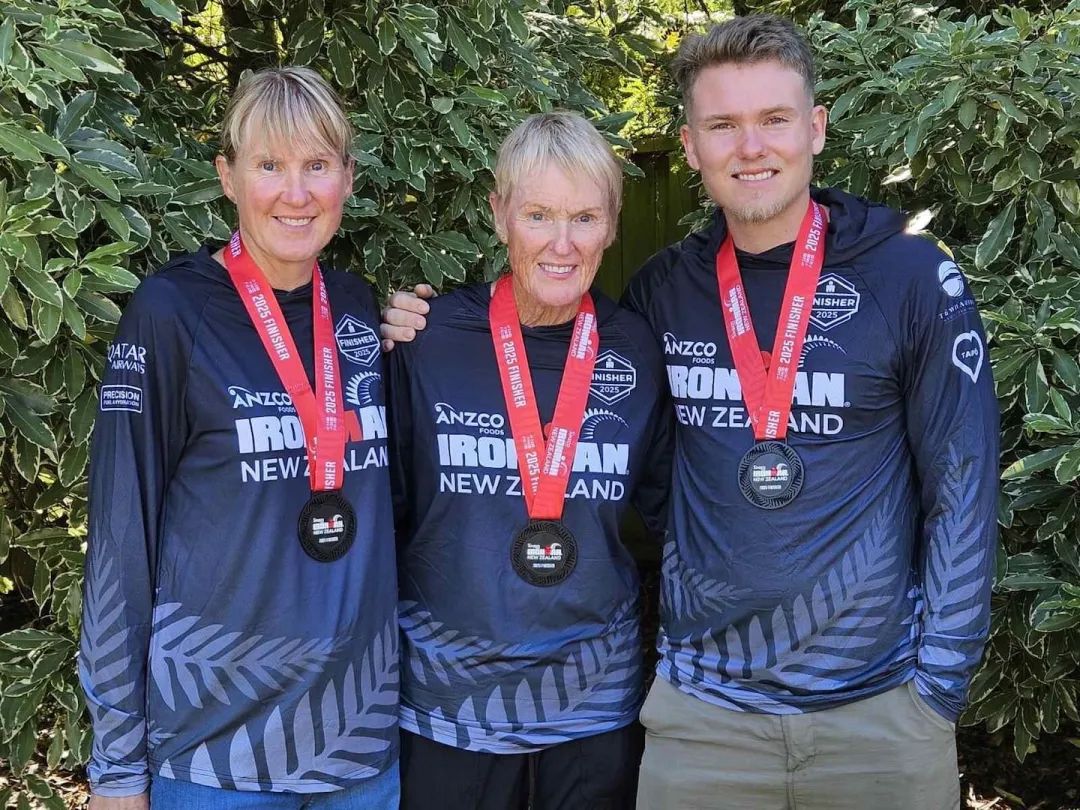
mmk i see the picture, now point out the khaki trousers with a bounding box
[636,677,960,810]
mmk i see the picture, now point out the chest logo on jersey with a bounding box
[345,371,381,408]
[100,384,143,413]
[107,342,147,374]
[581,408,628,441]
[434,402,506,435]
[228,386,294,410]
[334,315,379,366]
[590,350,636,405]
[800,335,846,368]
[809,274,860,332]
[664,332,718,365]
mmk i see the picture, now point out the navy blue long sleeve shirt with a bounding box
[623,188,999,722]
[79,248,398,796]
[389,282,672,752]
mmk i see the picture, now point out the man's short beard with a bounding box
[726,198,790,224]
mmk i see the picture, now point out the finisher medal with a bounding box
[716,200,827,509]
[224,232,358,562]
[490,275,598,586]
[298,490,356,562]
[511,520,579,588]
[738,441,804,510]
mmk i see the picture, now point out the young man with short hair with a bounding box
[625,16,997,809]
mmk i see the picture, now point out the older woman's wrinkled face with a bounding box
[216,131,352,275]
[492,163,612,315]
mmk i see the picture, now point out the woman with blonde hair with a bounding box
[80,67,399,809]
[390,111,672,809]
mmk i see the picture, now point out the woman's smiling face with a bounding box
[492,162,612,320]
[216,131,352,281]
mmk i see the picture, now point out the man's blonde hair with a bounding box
[494,111,623,225]
[672,15,816,117]
[220,67,352,163]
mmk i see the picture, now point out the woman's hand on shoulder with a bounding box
[380,284,436,351]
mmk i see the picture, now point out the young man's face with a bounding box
[680,60,827,226]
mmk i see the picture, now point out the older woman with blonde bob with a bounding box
[80,67,399,810]
[388,111,672,809]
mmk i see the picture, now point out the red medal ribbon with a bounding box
[716,200,827,441]
[489,275,599,520]
[223,231,351,492]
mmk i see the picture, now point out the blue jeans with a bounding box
[150,762,399,809]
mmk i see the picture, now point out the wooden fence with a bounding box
[595,137,703,300]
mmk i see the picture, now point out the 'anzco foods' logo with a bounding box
[809,274,860,332]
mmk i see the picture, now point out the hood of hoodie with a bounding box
[701,186,908,270]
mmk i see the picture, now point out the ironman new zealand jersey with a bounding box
[623,188,999,723]
[388,282,672,752]
[79,248,398,796]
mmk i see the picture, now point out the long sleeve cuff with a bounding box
[913,668,961,724]
[90,772,151,798]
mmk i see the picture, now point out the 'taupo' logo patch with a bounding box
[810,274,861,332]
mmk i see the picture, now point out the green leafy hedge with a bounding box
[810,0,1080,762]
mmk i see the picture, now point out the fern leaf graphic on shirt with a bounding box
[148,602,336,710]
[660,540,746,624]
[919,445,988,693]
[403,599,639,748]
[160,618,398,789]
[80,555,145,776]
[399,600,517,686]
[673,491,903,694]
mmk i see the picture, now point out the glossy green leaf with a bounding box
[172,178,222,206]
[1055,449,1080,484]
[139,0,182,24]
[68,161,120,201]
[376,17,397,55]
[3,396,56,450]
[0,126,43,162]
[1,284,27,330]
[70,388,97,446]
[1002,446,1073,480]
[974,200,1015,269]
[14,264,63,307]
[47,39,125,74]
[75,148,140,178]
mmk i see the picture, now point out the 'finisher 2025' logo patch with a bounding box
[590,350,636,405]
[809,274,860,332]
[335,315,379,366]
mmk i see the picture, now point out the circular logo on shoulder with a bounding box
[937,261,965,298]
[738,442,804,510]
[511,520,578,586]
[298,491,356,562]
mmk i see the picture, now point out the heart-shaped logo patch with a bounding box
[951,331,983,383]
